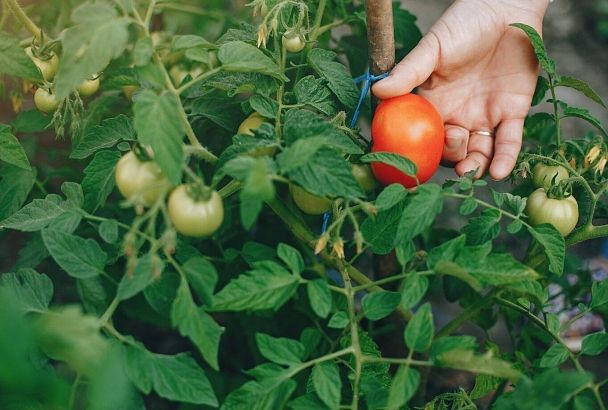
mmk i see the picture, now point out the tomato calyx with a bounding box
[185,183,214,203]
[132,143,154,162]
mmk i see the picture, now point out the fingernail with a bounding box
[445,127,467,149]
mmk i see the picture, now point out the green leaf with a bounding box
[133,90,184,184]
[171,278,223,370]
[556,76,606,109]
[429,336,478,360]
[0,197,65,232]
[493,369,593,410]
[294,75,336,116]
[98,219,119,244]
[307,279,332,319]
[470,373,502,400]
[82,150,121,212]
[0,269,53,313]
[312,362,341,409]
[285,147,364,199]
[182,257,218,307]
[395,184,443,245]
[404,303,433,352]
[277,243,304,275]
[218,41,287,81]
[0,125,30,170]
[328,311,349,329]
[362,291,402,320]
[375,183,408,211]
[580,332,608,356]
[71,115,136,159]
[249,94,279,119]
[0,32,41,80]
[591,280,608,310]
[42,229,107,278]
[527,224,565,275]
[463,209,501,245]
[133,37,153,66]
[532,76,549,106]
[361,201,406,254]
[0,165,36,221]
[436,349,520,381]
[54,2,130,98]
[387,366,419,409]
[562,106,608,138]
[539,344,569,367]
[117,254,163,301]
[289,394,330,410]
[256,333,305,366]
[361,152,417,178]
[221,375,296,410]
[459,197,478,215]
[401,274,429,309]
[125,346,217,406]
[211,261,299,312]
[308,49,359,108]
[510,23,555,74]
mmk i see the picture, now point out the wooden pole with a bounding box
[364,0,395,76]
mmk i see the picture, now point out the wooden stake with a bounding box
[364,0,395,76]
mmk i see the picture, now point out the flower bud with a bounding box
[314,234,329,255]
[585,145,602,166]
[595,156,607,175]
[332,238,345,259]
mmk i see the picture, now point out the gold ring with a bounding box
[470,130,494,137]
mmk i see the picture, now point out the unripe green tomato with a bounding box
[25,47,59,81]
[353,164,377,194]
[289,184,332,215]
[526,188,579,236]
[77,76,100,97]
[260,3,269,17]
[532,163,569,190]
[34,88,60,113]
[282,30,305,53]
[115,151,170,207]
[238,112,266,135]
[168,185,224,238]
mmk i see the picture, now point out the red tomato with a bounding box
[370,94,444,188]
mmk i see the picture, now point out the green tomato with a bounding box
[353,164,377,194]
[237,112,266,135]
[526,188,579,236]
[115,151,170,207]
[25,47,59,81]
[34,88,60,113]
[289,184,332,215]
[122,85,138,100]
[168,185,224,238]
[532,163,569,190]
[77,76,100,97]
[282,30,306,53]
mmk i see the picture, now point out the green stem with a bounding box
[4,0,43,41]
[143,0,156,28]
[266,197,413,320]
[99,296,120,324]
[548,74,561,147]
[352,271,433,292]
[68,374,81,410]
[436,293,495,338]
[361,356,431,367]
[176,67,221,95]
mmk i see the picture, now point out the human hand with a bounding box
[372,0,550,180]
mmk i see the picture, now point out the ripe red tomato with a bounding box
[370,94,444,188]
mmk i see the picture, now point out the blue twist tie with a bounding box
[320,69,390,235]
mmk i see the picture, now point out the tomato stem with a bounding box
[4,0,44,42]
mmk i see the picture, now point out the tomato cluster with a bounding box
[115,150,224,238]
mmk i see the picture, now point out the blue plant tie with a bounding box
[320,69,390,235]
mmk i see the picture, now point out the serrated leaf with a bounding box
[98,219,119,243]
[277,243,304,275]
[55,3,130,98]
[510,23,555,74]
[249,94,278,119]
[117,254,162,301]
[308,49,358,108]
[307,280,332,319]
[218,41,287,81]
[312,362,341,409]
[361,201,406,255]
[361,151,417,177]
[557,76,606,109]
[562,106,608,138]
[82,150,121,212]
[0,197,65,232]
[375,183,408,211]
[0,165,36,221]
[436,349,520,381]
[42,229,107,278]
[0,125,30,170]
[463,209,501,245]
[527,224,565,276]
[362,291,401,320]
[211,261,299,311]
[0,32,41,80]
[459,197,478,215]
[171,278,223,370]
[256,333,305,366]
[182,257,218,307]
[0,269,53,313]
[133,90,184,184]
[404,303,433,352]
[125,346,217,406]
[580,332,608,356]
[401,274,429,309]
[395,184,443,245]
[539,344,569,367]
[387,366,419,409]
[328,311,349,329]
[71,115,136,159]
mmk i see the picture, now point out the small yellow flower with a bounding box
[332,238,345,259]
[354,231,364,255]
[595,156,607,175]
[257,25,267,48]
[10,93,23,113]
[585,145,602,166]
[314,234,329,255]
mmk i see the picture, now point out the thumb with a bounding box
[372,33,440,100]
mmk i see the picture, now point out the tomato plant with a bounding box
[370,93,444,187]
[0,1,607,410]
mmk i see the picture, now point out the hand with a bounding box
[372,0,550,180]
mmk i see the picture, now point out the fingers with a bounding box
[455,132,494,178]
[489,118,524,180]
[442,125,469,165]
[371,33,440,100]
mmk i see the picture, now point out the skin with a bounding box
[373,0,550,180]
[526,188,579,236]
